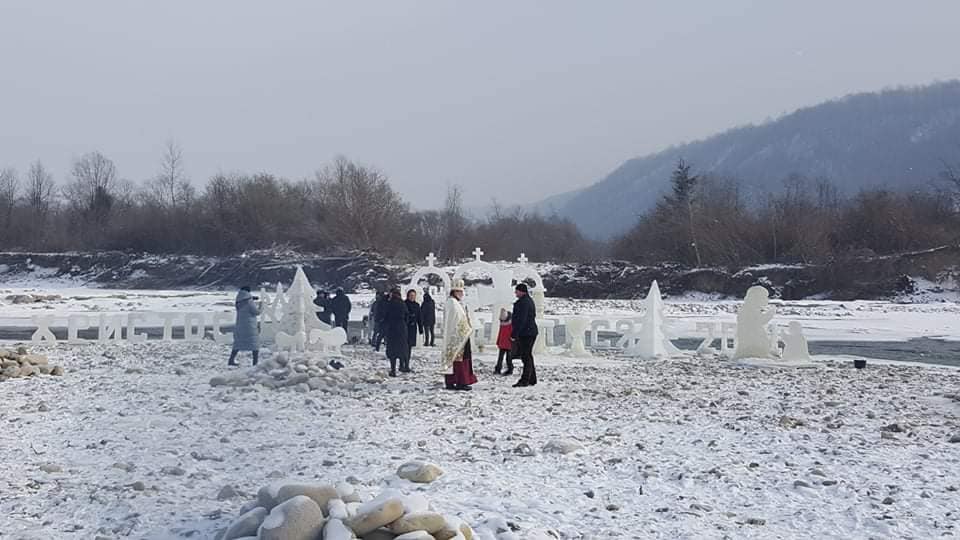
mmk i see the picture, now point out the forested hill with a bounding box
[541,80,960,239]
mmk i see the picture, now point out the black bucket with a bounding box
[853,359,867,369]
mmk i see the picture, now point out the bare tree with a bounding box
[0,168,18,243]
[25,160,56,217]
[148,140,194,208]
[440,184,468,261]
[314,156,410,253]
[67,151,118,227]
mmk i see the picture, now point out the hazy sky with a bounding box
[2,1,959,209]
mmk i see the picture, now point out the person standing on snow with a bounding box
[420,289,436,346]
[494,308,515,375]
[370,291,388,351]
[381,287,409,377]
[229,286,261,367]
[511,283,538,387]
[330,288,352,333]
[441,280,477,391]
[314,290,332,325]
[403,289,424,371]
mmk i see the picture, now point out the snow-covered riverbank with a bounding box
[2,341,959,539]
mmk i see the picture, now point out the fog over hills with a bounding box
[537,80,960,239]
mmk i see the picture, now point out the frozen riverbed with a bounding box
[1,341,959,539]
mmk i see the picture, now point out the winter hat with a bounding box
[515,283,529,293]
[450,279,465,292]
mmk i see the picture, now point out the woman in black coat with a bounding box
[420,290,436,346]
[404,289,424,371]
[381,288,409,377]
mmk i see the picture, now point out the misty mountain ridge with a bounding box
[537,80,960,239]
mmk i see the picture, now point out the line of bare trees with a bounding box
[613,160,960,267]
[0,145,597,261]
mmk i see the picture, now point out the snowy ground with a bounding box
[2,340,959,540]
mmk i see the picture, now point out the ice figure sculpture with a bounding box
[780,321,813,364]
[732,286,776,360]
[564,316,592,357]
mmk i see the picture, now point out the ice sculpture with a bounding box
[623,281,682,359]
[732,286,777,360]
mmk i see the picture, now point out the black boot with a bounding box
[389,358,397,377]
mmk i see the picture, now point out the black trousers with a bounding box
[516,335,537,385]
[495,349,514,373]
[424,325,435,346]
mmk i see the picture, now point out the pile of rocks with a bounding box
[210,352,384,393]
[0,346,64,381]
[216,462,481,540]
[3,293,62,304]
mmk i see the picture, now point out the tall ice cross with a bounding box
[425,252,437,267]
[517,253,529,265]
[472,247,484,262]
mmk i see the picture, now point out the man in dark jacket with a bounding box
[511,283,539,387]
[314,291,332,325]
[330,289,352,333]
[381,288,409,377]
[370,291,388,351]
[420,289,436,346]
[403,289,423,372]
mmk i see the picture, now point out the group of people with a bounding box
[313,289,353,331]
[375,279,539,390]
[227,279,540,391]
[368,287,437,377]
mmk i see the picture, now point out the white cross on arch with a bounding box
[425,252,437,267]
[472,247,484,262]
[517,253,529,264]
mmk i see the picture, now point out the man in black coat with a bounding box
[371,292,389,351]
[381,288,409,377]
[511,283,539,387]
[314,291,332,325]
[330,288,352,333]
[420,289,436,346]
[403,289,423,372]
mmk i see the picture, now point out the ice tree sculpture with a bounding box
[622,280,681,359]
[732,286,777,360]
[273,266,346,353]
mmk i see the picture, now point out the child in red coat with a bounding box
[495,308,514,375]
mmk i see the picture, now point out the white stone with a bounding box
[397,461,444,484]
[328,499,350,520]
[258,495,325,540]
[337,481,361,503]
[395,532,435,540]
[273,483,339,512]
[223,507,268,540]
[324,518,358,540]
[390,512,447,535]
[346,498,405,536]
[543,439,584,454]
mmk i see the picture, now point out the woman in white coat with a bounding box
[441,280,478,391]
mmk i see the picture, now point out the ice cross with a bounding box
[425,252,437,267]
[517,253,529,265]
[472,247,484,262]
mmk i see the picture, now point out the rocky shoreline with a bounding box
[1,246,958,301]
